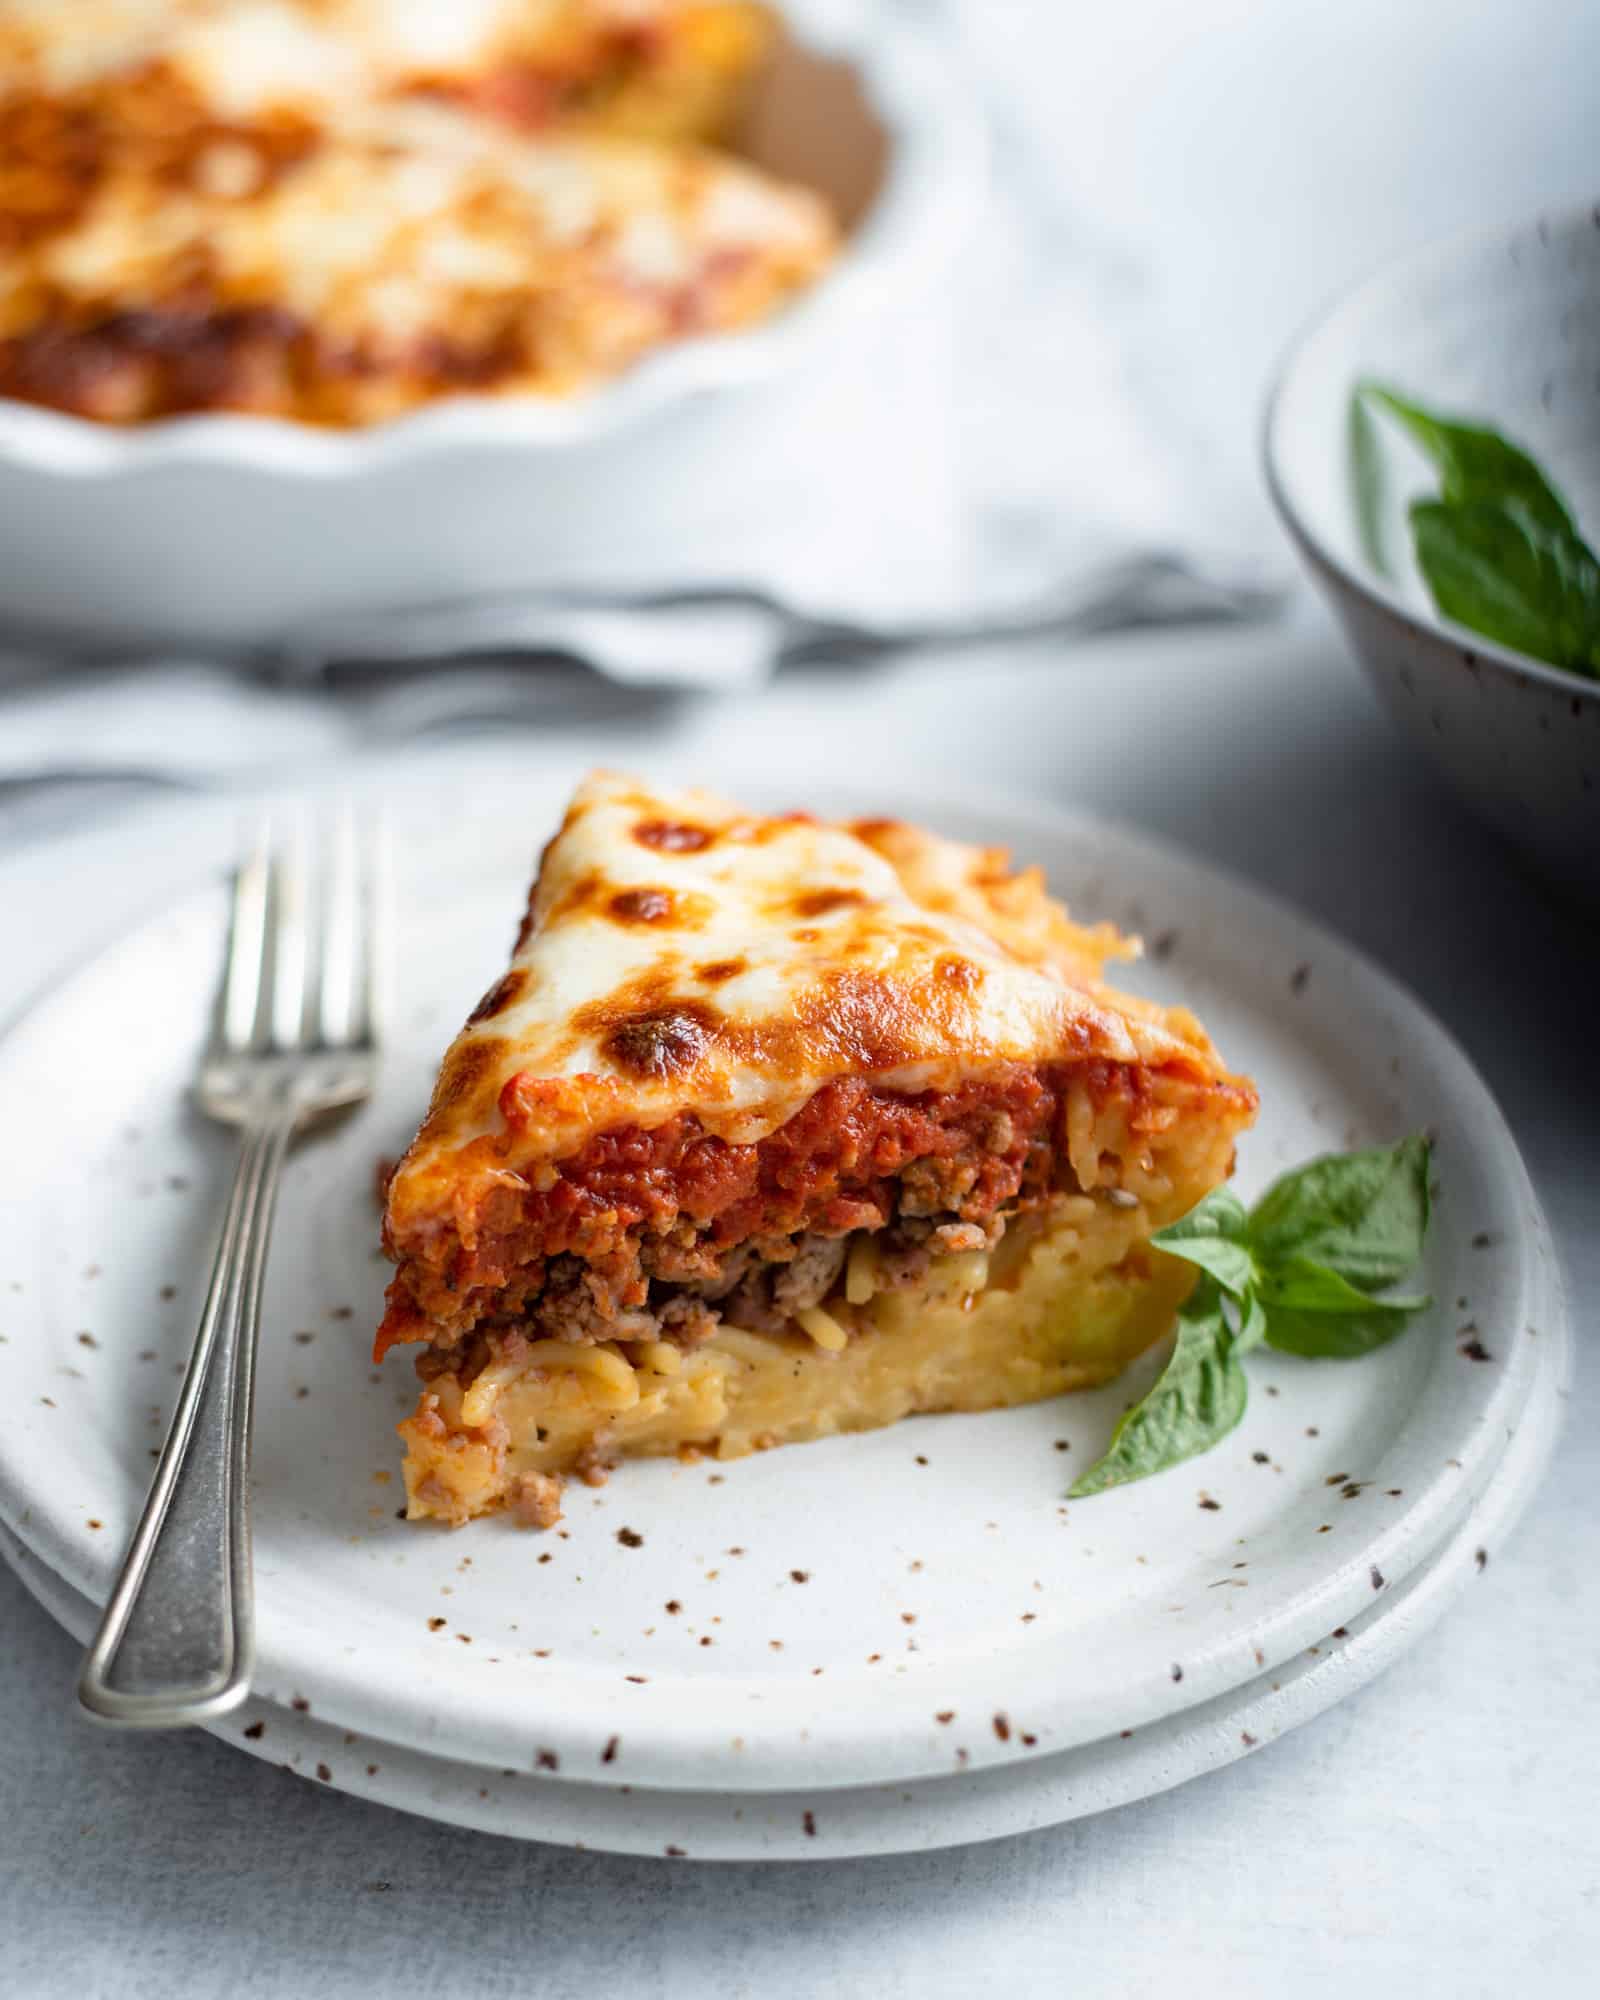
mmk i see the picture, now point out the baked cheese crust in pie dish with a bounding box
[0,2,827,424]
[379,773,1259,1526]
[0,1,771,142]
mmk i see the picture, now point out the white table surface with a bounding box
[2,602,1595,1997]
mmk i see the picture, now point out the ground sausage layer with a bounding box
[377,1064,1162,1361]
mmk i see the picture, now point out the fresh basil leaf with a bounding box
[1234,1289,1269,1355]
[1349,387,1395,579]
[1247,1136,1431,1292]
[1260,1254,1429,1359]
[1068,1279,1248,1497]
[1072,1136,1436,1502]
[1409,497,1600,676]
[1361,383,1578,539]
[1150,1186,1256,1298]
[1260,1254,1429,1316]
[1262,1299,1425,1360]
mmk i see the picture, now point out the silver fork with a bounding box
[77,808,386,1727]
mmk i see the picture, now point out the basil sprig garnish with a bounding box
[1352,383,1600,680]
[1069,1137,1432,1498]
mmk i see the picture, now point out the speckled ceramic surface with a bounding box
[1,1306,1566,1859]
[1265,204,1600,906]
[0,775,1565,1795]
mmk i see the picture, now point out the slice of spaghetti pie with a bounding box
[379,772,1258,1525]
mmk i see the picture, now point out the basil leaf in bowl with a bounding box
[1353,383,1600,681]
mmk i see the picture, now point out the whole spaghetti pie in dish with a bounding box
[378,773,1259,1526]
[0,1,833,423]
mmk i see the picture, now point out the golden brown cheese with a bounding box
[384,770,1242,1247]
[0,99,833,422]
[0,1,824,423]
[0,2,771,140]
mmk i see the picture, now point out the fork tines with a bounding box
[221,806,387,1057]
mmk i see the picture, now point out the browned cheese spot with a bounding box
[790,887,867,919]
[634,819,714,853]
[604,1005,716,1080]
[935,955,982,993]
[417,1036,509,1140]
[608,887,676,925]
[466,968,527,1025]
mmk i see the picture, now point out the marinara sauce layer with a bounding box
[376,1063,1179,1357]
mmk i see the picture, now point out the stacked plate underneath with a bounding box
[0,774,1569,1858]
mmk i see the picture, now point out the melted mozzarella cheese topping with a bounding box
[0,2,812,419]
[5,104,829,363]
[0,1,694,104]
[394,772,1224,1200]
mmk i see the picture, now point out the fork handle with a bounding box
[77,1108,297,1727]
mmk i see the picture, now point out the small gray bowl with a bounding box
[1264,204,1600,909]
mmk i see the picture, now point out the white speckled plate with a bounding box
[0,1299,1567,1858]
[0,772,1565,1795]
